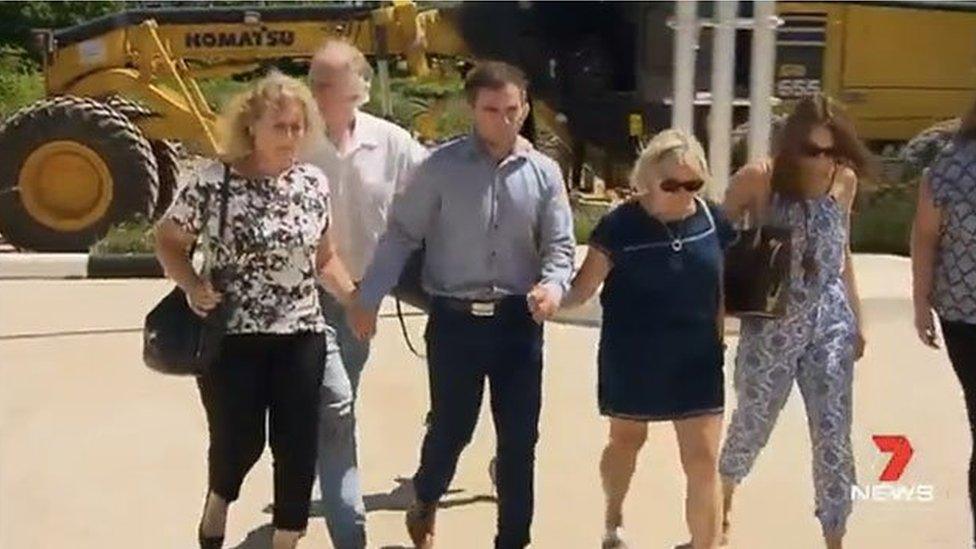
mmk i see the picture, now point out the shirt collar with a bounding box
[323,110,379,156]
[467,131,532,163]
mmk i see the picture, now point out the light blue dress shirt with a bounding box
[357,133,576,309]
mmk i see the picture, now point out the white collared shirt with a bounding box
[302,110,427,280]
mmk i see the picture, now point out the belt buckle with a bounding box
[470,301,496,317]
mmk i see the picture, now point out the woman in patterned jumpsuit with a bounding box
[718,95,871,549]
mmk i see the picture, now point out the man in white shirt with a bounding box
[303,40,427,549]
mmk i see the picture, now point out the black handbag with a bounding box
[392,247,428,311]
[390,247,428,359]
[143,164,232,376]
[724,217,792,319]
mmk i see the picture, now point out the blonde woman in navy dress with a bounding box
[563,129,735,549]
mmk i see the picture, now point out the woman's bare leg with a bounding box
[674,414,724,549]
[601,418,648,541]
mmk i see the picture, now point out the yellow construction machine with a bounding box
[0,2,467,251]
[1,1,974,252]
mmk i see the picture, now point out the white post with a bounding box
[708,0,738,200]
[672,0,698,134]
[748,0,777,163]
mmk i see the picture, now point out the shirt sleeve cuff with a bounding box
[356,278,387,311]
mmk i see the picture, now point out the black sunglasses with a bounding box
[660,178,705,193]
[800,142,837,158]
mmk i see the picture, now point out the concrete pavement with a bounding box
[0,255,971,548]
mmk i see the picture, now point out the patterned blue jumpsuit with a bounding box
[718,191,858,537]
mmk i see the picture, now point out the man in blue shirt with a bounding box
[349,61,575,549]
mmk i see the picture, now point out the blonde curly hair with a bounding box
[217,70,324,162]
[630,129,711,193]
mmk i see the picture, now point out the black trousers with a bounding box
[940,319,976,546]
[413,297,544,549]
[197,332,326,531]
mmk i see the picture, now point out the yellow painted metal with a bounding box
[46,28,129,93]
[60,22,219,156]
[35,0,976,164]
[628,113,644,137]
[42,4,463,157]
[842,5,976,89]
[778,2,976,142]
[19,141,114,231]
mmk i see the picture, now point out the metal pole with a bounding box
[748,0,777,163]
[707,0,737,201]
[672,0,698,134]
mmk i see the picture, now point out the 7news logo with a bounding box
[851,435,935,503]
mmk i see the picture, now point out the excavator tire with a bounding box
[0,96,159,251]
[151,139,180,216]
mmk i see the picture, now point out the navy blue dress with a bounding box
[589,198,736,421]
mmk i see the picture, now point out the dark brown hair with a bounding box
[464,60,528,104]
[959,94,976,142]
[771,94,874,198]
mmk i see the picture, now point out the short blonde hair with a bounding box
[309,39,373,107]
[217,70,324,162]
[630,129,711,193]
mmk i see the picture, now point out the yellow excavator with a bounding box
[1,1,974,252]
[0,2,466,251]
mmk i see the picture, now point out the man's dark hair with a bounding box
[464,60,529,104]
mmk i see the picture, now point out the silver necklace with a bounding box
[656,217,685,271]
[659,219,684,252]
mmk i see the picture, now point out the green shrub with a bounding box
[0,46,43,118]
[89,216,155,255]
[196,77,250,112]
[850,183,916,256]
[572,199,611,245]
[363,71,469,141]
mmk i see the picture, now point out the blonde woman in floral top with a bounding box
[155,71,355,549]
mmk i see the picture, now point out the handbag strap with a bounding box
[196,164,232,282]
[395,296,426,359]
[188,163,232,259]
[217,163,231,242]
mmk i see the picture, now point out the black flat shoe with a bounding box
[198,528,224,549]
[198,492,225,549]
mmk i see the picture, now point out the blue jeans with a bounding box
[414,297,544,549]
[317,290,369,549]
